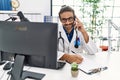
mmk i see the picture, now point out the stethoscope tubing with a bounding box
[58,31,65,52]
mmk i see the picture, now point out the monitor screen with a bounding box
[0,21,59,69]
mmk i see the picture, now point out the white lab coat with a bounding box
[57,25,98,59]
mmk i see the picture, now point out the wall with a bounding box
[18,0,51,16]
[0,0,51,22]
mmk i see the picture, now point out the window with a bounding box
[52,0,120,51]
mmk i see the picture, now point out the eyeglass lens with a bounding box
[61,17,74,23]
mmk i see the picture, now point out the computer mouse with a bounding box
[3,62,13,70]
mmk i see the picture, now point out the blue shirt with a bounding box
[63,27,74,42]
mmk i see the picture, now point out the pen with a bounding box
[88,66,108,74]
[78,66,108,75]
[90,66,108,71]
[100,66,108,71]
[71,50,76,54]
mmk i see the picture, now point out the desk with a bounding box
[0,52,120,80]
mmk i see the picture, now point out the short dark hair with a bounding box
[59,5,75,19]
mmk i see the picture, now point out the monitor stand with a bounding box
[10,54,45,80]
[0,51,6,65]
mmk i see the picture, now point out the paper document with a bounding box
[78,57,108,74]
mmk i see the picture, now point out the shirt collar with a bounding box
[63,26,74,42]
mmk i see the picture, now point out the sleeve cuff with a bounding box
[57,51,65,60]
[85,37,98,55]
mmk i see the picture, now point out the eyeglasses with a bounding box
[60,17,74,23]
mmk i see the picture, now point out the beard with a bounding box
[63,22,75,30]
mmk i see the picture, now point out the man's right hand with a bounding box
[60,53,83,64]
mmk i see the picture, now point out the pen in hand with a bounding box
[71,50,76,54]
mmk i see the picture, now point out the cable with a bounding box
[6,66,31,80]
[7,73,11,80]
[0,71,6,80]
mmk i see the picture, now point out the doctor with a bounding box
[58,5,98,64]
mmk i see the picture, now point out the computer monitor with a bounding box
[0,21,63,80]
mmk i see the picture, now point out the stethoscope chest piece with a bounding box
[74,36,80,48]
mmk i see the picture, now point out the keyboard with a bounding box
[57,61,66,69]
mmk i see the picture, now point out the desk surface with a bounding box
[0,51,120,80]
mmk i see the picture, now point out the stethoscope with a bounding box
[58,29,80,52]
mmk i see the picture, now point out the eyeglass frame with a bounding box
[60,17,75,23]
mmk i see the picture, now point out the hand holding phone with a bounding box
[74,17,85,32]
[74,17,89,43]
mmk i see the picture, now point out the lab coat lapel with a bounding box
[59,26,69,45]
[70,29,76,44]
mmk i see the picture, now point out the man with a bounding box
[57,5,98,64]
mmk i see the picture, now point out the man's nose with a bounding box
[65,20,71,24]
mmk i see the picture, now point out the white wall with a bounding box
[0,0,51,22]
[18,0,51,16]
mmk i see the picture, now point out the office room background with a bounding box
[0,0,120,52]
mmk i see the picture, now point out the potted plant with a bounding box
[71,62,79,77]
